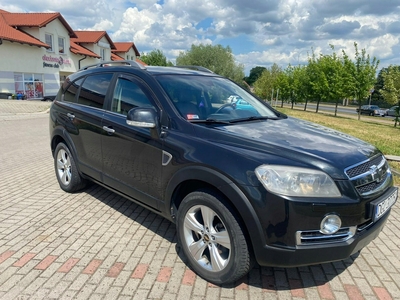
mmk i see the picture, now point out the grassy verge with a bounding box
[275,107,400,186]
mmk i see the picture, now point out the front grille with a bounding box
[344,155,390,196]
[296,227,356,246]
[356,180,386,194]
[345,155,383,178]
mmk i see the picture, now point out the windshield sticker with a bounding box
[187,114,200,120]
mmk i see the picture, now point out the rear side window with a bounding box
[63,78,83,103]
[77,73,113,108]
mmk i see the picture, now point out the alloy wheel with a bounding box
[182,205,231,272]
[56,149,72,186]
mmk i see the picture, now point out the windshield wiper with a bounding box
[229,116,279,123]
[191,118,231,124]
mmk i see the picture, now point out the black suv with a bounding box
[50,61,397,285]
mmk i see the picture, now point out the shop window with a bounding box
[58,37,65,54]
[45,34,53,52]
[14,73,44,99]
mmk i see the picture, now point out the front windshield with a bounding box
[156,75,279,122]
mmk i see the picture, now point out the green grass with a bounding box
[275,107,400,185]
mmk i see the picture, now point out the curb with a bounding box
[385,155,400,178]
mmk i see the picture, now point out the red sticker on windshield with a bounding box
[187,114,199,120]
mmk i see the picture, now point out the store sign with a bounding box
[42,55,72,68]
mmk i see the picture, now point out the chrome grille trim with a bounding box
[344,155,392,196]
[296,227,357,246]
[345,155,384,178]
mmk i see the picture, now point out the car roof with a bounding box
[77,61,218,77]
[145,66,217,77]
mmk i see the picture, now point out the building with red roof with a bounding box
[0,9,141,99]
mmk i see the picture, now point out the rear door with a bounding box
[101,73,163,209]
[57,73,113,181]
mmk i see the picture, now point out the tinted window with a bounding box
[63,77,83,103]
[77,73,113,108]
[111,77,154,115]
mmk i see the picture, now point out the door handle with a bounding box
[67,113,75,120]
[102,126,115,134]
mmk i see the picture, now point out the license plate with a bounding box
[372,189,398,222]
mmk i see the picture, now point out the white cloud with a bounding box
[1,0,400,73]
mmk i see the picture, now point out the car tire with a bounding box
[54,142,86,193]
[176,190,253,285]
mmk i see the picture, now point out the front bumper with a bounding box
[253,186,397,267]
[255,209,389,267]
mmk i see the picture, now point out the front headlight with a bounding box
[255,165,341,197]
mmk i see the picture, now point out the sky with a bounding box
[2,0,400,75]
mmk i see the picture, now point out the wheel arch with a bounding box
[50,128,84,179]
[164,166,266,251]
[51,127,77,158]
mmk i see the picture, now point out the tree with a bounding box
[176,44,245,84]
[253,63,282,100]
[375,66,400,107]
[319,46,354,116]
[244,66,266,86]
[292,65,309,109]
[380,66,400,127]
[345,43,379,120]
[306,50,329,113]
[274,65,294,107]
[140,49,173,66]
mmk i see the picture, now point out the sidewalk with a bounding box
[0,99,51,115]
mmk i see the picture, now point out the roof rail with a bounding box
[174,65,214,73]
[80,60,147,71]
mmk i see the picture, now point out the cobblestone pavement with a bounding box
[0,110,399,300]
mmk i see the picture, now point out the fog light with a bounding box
[320,214,341,234]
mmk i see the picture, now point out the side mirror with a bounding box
[126,107,157,128]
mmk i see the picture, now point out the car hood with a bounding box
[207,117,380,177]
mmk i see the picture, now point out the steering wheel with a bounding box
[215,103,235,114]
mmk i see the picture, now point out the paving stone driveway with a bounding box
[0,111,399,300]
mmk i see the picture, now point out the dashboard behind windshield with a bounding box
[156,75,278,122]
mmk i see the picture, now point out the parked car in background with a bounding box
[386,105,399,117]
[356,105,386,116]
[0,92,13,99]
[41,95,56,101]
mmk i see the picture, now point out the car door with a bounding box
[56,73,113,181]
[101,74,162,209]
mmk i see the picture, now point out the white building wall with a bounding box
[0,19,79,97]
[0,18,126,98]
[126,48,138,60]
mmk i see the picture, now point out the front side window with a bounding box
[58,37,65,54]
[45,34,53,52]
[77,73,113,108]
[111,77,154,115]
